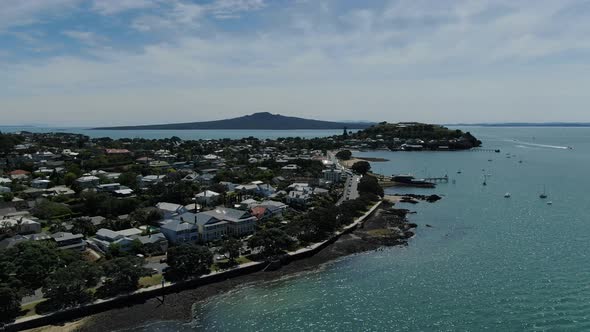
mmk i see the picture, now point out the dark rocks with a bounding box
[400,197,419,204]
[395,193,443,203]
[425,194,442,203]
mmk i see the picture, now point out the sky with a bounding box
[2,0,590,126]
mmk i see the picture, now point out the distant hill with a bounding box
[93,112,374,130]
[448,122,590,127]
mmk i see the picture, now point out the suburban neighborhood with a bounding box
[0,126,405,325]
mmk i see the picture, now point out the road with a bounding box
[337,174,360,205]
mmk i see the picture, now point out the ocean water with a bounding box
[128,127,590,331]
[0,126,347,140]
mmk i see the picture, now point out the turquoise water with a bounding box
[0,126,346,140]
[129,127,590,331]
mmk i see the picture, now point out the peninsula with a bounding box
[93,112,374,130]
[0,122,479,330]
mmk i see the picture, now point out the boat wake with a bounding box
[508,139,570,150]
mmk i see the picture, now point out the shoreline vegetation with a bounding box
[32,201,424,332]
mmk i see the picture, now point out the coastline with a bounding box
[29,203,416,332]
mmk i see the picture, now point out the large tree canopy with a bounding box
[164,244,213,281]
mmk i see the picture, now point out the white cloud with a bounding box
[206,0,266,18]
[0,0,80,32]
[3,0,590,124]
[91,0,157,15]
[62,30,108,46]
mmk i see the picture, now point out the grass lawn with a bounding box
[366,229,395,237]
[138,274,163,288]
[20,299,46,318]
[211,256,253,271]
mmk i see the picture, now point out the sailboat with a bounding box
[482,174,487,186]
[539,185,548,199]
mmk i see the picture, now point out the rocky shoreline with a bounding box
[29,202,419,332]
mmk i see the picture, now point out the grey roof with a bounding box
[160,219,198,232]
[199,207,252,223]
[51,232,84,242]
[259,200,287,208]
[86,216,105,226]
[156,202,184,212]
[0,235,27,249]
[138,233,168,245]
[176,212,222,227]
[96,228,123,241]
[117,228,142,237]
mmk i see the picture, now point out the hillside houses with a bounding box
[0,129,371,266]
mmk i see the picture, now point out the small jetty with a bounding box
[423,176,449,183]
[471,148,502,153]
[371,173,448,188]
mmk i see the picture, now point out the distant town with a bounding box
[0,122,479,326]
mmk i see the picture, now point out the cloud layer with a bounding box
[1,0,590,126]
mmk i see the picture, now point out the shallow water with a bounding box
[129,127,590,331]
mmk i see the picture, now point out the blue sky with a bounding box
[2,0,590,126]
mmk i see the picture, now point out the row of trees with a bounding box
[0,242,147,323]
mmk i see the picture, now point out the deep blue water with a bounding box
[0,126,346,140]
[126,127,590,331]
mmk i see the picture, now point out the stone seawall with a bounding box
[7,201,382,332]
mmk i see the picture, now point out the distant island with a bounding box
[449,122,590,127]
[93,112,374,130]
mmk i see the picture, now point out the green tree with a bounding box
[358,175,384,197]
[32,200,72,220]
[106,243,125,258]
[117,172,138,190]
[129,239,145,255]
[0,286,21,323]
[96,257,144,298]
[164,244,213,281]
[248,228,295,258]
[42,262,100,310]
[71,217,97,237]
[218,237,241,266]
[1,192,14,203]
[63,172,78,187]
[335,150,352,160]
[130,208,163,226]
[7,242,59,293]
[351,161,371,175]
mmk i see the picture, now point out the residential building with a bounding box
[0,217,42,234]
[156,202,188,219]
[92,228,141,252]
[76,175,100,188]
[323,168,343,183]
[159,219,199,244]
[195,190,220,206]
[51,232,86,251]
[137,233,168,253]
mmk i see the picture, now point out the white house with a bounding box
[195,190,220,206]
[0,217,42,234]
[76,176,100,188]
[156,202,188,219]
[159,219,199,244]
[92,228,142,252]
